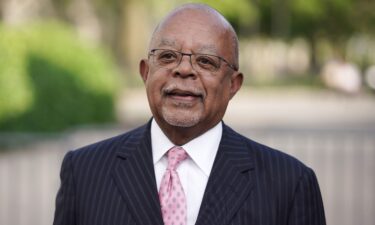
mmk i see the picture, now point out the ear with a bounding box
[229,71,243,99]
[139,59,149,83]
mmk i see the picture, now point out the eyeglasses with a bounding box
[148,49,237,72]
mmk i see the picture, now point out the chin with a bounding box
[161,108,202,128]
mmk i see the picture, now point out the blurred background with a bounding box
[0,0,374,224]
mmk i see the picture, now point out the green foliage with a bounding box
[0,22,119,132]
[292,0,325,20]
[258,0,375,41]
[192,0,258,31]
[153,0,258,33]
[291,0,353,40]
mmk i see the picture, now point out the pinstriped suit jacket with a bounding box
[53,121,326,225]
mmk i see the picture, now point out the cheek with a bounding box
[204,77,231,107]
[210,75,232,95]
[146,71,165,95]
[145,76,163,108]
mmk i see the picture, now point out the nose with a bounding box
[172,54,197,79]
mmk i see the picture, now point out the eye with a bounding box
[157,50,178,64]
[196,55,219,70]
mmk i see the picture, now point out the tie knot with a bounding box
[167,146,187,170]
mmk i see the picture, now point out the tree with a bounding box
[257,0,375,71]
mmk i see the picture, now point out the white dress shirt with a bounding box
[151,119,222,225]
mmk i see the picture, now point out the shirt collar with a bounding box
[151,119,222,176]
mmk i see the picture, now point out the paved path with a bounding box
[118,88,375,129]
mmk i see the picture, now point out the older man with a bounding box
[53,3,325,225]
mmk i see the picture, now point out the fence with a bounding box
[244,127,375,225]
[0,127,374,225]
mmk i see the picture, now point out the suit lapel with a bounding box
[111,123,164,225]
[195,124,256,225]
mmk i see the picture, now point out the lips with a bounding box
[164,88,204,102]
[166,89,202,97]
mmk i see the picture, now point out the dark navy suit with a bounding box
[53,121,326,225]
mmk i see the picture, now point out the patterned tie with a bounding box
[159,146,188,225]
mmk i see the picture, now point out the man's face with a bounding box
[140,10,242,136]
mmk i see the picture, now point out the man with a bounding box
[53,3,326,225]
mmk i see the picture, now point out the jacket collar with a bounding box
[112,121,164,225]
[112,121,255,225]
[195,123,255,225]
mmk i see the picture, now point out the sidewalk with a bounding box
[117,87,375,130]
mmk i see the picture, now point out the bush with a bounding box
[0,22,120,132]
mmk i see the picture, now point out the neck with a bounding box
[155,119,220,146]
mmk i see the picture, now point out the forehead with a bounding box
[151,10,230,54]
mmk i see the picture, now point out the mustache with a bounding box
[163,84,206,98]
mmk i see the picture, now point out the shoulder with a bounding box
[223,124,311,176]
[65,123,149,164]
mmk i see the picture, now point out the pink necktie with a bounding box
[159,146,188,225]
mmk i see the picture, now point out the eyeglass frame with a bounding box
[148,48,238,72]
